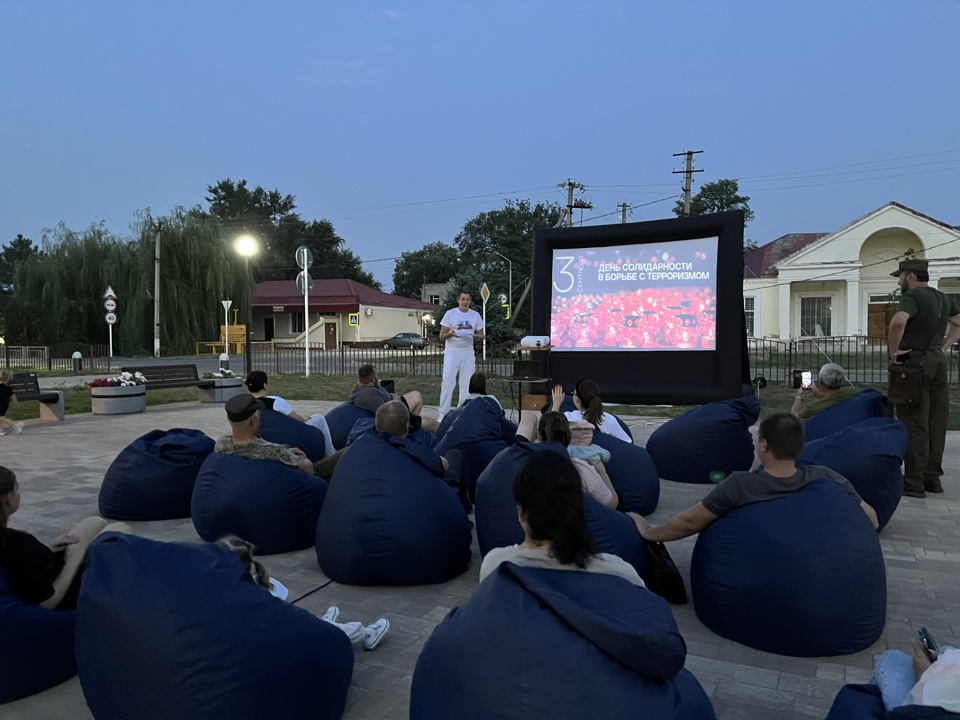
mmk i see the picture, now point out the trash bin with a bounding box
[72,351,83,372]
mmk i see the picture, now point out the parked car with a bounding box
[382,333,429,350]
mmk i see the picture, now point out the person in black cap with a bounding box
[214,394,318,476]
[888,258,960,498]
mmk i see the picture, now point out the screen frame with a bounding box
[531,210,747,405]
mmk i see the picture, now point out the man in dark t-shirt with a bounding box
[629,413,879,541]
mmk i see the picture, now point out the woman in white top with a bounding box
[457,372,503,409]
[479,451,642,587]
[245,371,333,456]
[551,379,631,444]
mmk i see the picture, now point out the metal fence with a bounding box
[2,343,110,372]
[749,336,960,385]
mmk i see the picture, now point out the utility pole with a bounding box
[672,150,704,216]
[618,201,629,224]
[558,179,592,226]
[153,220,162,358]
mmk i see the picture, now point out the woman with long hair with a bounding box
[479,452,641,584]
[551,379,631,443]
[245,371,333,456]
[0,466,130,609]
[458,372,502,409]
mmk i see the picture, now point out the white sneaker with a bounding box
[363,618,389,651]
[13,422,23,435]
[321,606,340,623]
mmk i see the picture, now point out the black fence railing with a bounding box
[2,343,110,372]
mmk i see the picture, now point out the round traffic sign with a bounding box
[296,245,313,271]
[105,312,118,325]
[296,270,314,295]
[104,298,118,312]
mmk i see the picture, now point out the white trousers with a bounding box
[306,414,335,457]
[439,349,476,418]
[324,619,366,644]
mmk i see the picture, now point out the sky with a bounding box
[2,1,958,290]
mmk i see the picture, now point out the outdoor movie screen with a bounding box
[549,236,718,351]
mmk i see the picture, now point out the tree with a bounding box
[673,178,755,226]
[0,234,38,337]
[392,242,459,299]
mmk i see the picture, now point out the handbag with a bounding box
[641,540,688,604]
[888,358,924,405]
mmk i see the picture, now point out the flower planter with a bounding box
[91,385,147,415]
[200,378,244,404]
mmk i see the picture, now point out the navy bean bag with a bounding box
[804,388,889,443]
[0,567,77,704]
[76,533,352,720]
[315,432,472,585]
[411,562,715,720]
[98,428,214,521]
[475,442,647,579]
[436,396,517,499]
[646,395,760,484]
[691,479,886,656]
[825,683,958,719]
[798,417,908,530]
[590,431,660,515]
[192,453,328,555]
[258,408,328,461]
[435,405,464,442]
[324,402,374,450]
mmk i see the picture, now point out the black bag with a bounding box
[642,540,688,604]
[888,360,924,405]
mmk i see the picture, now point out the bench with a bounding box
[9,373,65,422]
[121,364,216,391]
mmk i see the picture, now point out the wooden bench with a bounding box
[121,364,216,391]
[9,373,65,422]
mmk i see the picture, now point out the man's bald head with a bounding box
[376,400,409,437]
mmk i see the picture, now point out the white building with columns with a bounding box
[743,202,960,341]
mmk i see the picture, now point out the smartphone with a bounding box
[918,627,939,658]
[801,371,812,388]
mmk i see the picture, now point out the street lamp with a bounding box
[235,235,258,375]
[493,250,513,321]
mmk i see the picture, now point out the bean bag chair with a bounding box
[798,417,908,530]
[410,562,715,720]
[258,408,328,461]
[691,479,886,656]
[646,395,760,484]
[542,395,635,441]
[436,396,517,499]
[804,389,889,443]
[192,453,328,555]
[825,683,959,719]
[0,567,77,704]
[590,431,660,514]
[98,428,214,521]
[76,533,352,720]
[475,442,647,579]
[324,402,374,450]
[435,405,464,442]
[315,431,472,585]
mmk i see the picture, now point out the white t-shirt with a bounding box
[479,544,644,587]
[563,410,632,444]
[267,395,293,416]
[441,308,484,351]
[572,458,614,507]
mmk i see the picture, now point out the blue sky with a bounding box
[2,1,958,289]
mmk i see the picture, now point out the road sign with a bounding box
[103,285,118,300]
[295,246,313,270]
[480,282,490,304]
[104,298,117,312]
[221,300,232,311]
[498,292,507,305]
[348,313,359,326]
[296,270,313,295]
[105,312,117,325]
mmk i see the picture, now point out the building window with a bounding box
[291,313,305,334]
[430,295,441,304]
[744,297,755,337]
[869,293,896,303]
[800,297,831,337]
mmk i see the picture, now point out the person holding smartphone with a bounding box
[790,363,860,419]
[868,628,959,711]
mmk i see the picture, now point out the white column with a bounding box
[845,278,860,336]
[778,281,791,339]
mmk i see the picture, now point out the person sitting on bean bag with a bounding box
[791,362,864,419]
[864,632,960,714]
[245,371,334,456]
[629,413,879,541]
[458,372,502,410]
[550,379,632,444]
[349,364,438,433]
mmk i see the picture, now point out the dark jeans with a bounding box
[443,449,471,513]
[895,350,948,493]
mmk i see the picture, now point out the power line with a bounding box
[735,148,960,182]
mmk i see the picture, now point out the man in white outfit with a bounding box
[438,291,485,419]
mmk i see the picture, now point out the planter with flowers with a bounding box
[89,372,148,415]
[199,369,243,404]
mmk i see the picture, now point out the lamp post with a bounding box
[493,250,513,320]
[235,236,258,375]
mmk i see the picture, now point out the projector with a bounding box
[520,336,550,348]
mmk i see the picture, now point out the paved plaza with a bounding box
[2,393,959,720]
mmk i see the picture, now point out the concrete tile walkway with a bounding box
[2,398,958,720]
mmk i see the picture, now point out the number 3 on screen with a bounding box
[554,256,575,293]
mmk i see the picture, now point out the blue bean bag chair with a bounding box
[475,442,648,579]
[798,417,908,531]
[0,567,77,704]
[315,431,472,585]
[436,396,517,499]
[258,408,328,461]
[435,405,464,442]
[590,432,660,515]
[804,389,889,443]
[646,395,760,484]
[98,428,214,521]
[324,402,374,450]
[691,479,886,656]
[410,562,715,720]
[192,453,328,555]
[825,683,959,719]
[75,533,352,720]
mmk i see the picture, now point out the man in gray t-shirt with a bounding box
[629,413,879,542]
